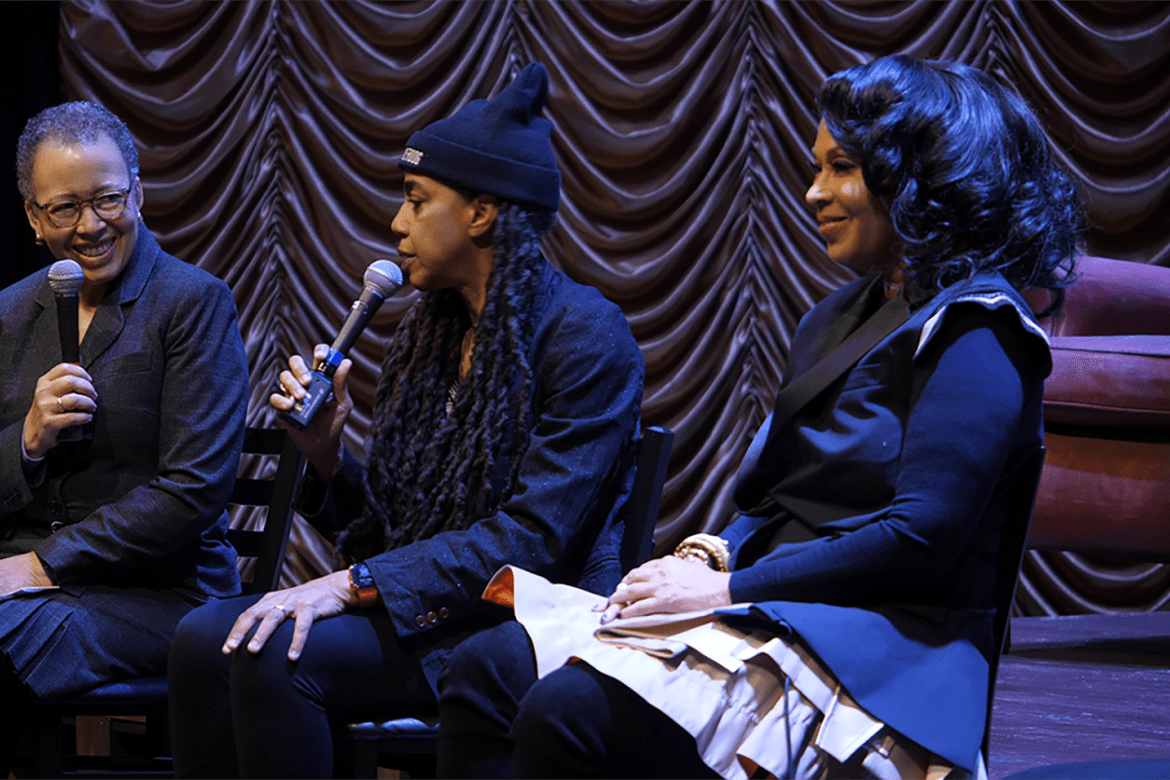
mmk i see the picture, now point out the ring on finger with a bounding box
[57,396,65,413]
[272,604,293,619]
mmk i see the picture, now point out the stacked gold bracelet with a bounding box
[672,533,731,573]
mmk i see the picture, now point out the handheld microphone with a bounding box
[48,259,84,364]
[48,259,93,443]
[278,259,403,429]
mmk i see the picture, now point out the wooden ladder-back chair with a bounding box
[20,427,304,778]
[226,427,305,595]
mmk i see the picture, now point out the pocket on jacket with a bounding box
[102,351,154,375]
[837,361,888,394]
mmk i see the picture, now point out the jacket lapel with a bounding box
[31,283,64,372]
[79,230,159,368]
[734,281,908,515]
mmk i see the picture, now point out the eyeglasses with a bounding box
[33,188,131,228]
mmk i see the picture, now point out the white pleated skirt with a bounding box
[485,566,985,780]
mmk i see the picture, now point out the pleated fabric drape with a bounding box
[56,0,1170,613]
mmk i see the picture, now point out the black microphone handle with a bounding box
[55,294,80,364]
[53,291,94,443]
[279,266,397,430]
[323,287,387,372]
[278,288,384,429]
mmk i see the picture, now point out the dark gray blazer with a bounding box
[0,229,245,599]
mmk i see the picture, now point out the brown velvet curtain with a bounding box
[57,0,1170,612]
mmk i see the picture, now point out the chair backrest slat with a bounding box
[228,427,305,594]
[983,444,1046,762]
[621,426,675,573]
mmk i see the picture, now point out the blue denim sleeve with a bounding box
[365,290,644,640]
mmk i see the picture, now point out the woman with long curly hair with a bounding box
[434,54,1082,780]
[166,63,643,779]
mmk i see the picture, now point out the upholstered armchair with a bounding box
[1025,256,1170,564]
[998,261,1170,780]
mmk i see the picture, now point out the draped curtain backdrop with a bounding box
[56,0,1170,614]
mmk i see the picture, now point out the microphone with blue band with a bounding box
[277,259,403,429]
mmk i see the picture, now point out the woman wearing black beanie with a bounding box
[166,63,644,779]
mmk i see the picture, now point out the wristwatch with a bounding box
[348,562,379,608]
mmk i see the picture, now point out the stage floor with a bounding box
[988,616,1170,779]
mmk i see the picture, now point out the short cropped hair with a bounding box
[16,101,140,201]
[817,55,1083,304]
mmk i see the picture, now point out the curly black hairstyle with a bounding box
[337,202,554,561]
[817,55,1084,312]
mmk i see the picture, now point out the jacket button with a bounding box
[49,500,64,517]
[438,607,449,620]
[415,615,427,628]
[426,611,438,625]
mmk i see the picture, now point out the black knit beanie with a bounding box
[398,63,561,212]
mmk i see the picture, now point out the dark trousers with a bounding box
[168,594,436,779]
[0,584,198,699]
[0,585,198,774]
[437,620,717,779]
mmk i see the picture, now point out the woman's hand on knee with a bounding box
[221,570,356,661]
[599,557,733,623]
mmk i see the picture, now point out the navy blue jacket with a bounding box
[298,259,644,688]
[719,272,1049,771]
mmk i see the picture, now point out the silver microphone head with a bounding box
[48,259,85,296]
[364,259,404,298]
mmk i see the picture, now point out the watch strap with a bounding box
[349,562,379,608]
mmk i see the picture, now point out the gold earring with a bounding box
[35,235,44,245]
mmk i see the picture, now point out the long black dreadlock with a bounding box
[338,202,555,562]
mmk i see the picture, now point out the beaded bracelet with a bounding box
[672,533,731,573]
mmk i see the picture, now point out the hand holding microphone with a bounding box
[24,260,97,457]
[273,259,403,433]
